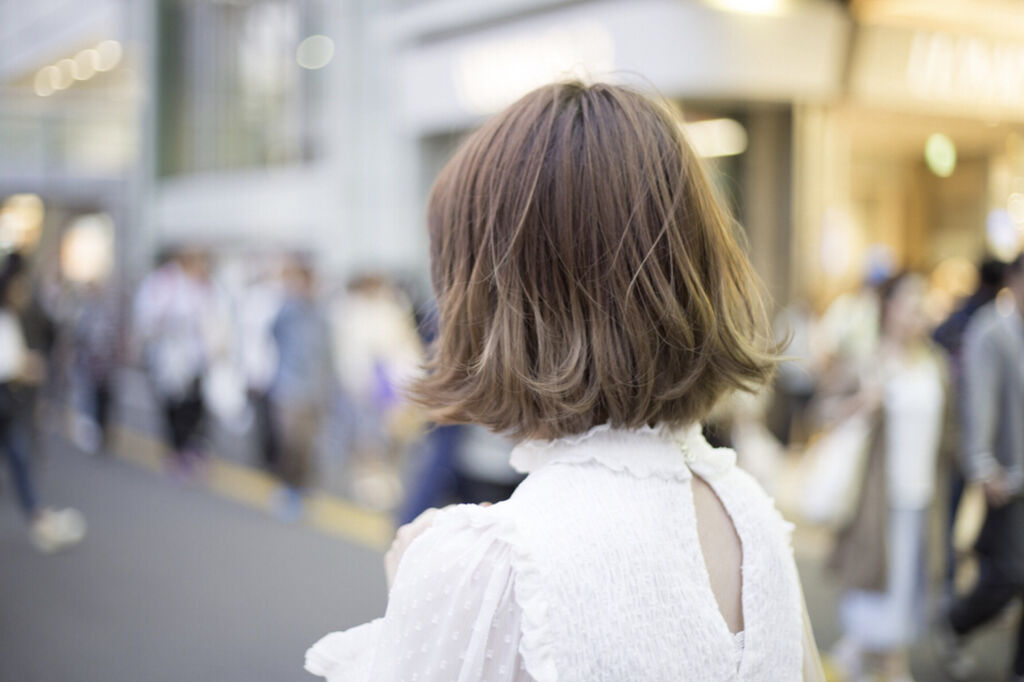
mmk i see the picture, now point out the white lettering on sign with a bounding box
[906,31,1024,110]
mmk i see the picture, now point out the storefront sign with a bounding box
[906,30,1024,111]
[852,24,1024,120]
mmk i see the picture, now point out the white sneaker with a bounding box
[30,508,86,553]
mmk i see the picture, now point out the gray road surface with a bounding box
[0,431,386,682]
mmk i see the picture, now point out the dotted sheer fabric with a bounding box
[306,424,805,681]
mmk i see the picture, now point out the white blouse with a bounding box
[306,424,809,681]
[882,354,945,509]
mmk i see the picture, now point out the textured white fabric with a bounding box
[306,423,805,681]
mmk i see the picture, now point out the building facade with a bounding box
[3,0,1022,312]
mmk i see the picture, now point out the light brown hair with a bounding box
[412,81,776,439]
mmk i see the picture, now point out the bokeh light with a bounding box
[96,40,123,72]
[60,213,115,284]
[704,0,790,15]
[73,49,100,80]
[924,133,957,177]
[684,118,749,158]
[296,35,334,70]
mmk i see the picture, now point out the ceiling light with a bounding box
[56,59,75,89]
[684,118,749,158]
[96,40,122,72]
[704,0,790,16]
[34,69,54,96]
[73,49,100,80]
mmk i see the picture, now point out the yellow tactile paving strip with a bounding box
[110,424,394,552]
[108,422,835,560]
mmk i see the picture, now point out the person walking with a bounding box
[268,259,333,519]
[306,81,823,681]
[0,253,85,552]
[829,273,949,682]
[133,250,213,475]
[941,253,1024,681]
[71,282,118,455]
[239,267,282,471]
[932,259,1005,598]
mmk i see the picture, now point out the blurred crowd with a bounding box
[702,254,1023,682]
[1,240,525,550]
[125,247,522,522]
[3,234,1024,679]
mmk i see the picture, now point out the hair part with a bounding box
[411,81,777,439]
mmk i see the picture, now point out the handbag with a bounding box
[799,413,874,528]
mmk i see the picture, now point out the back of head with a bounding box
[413,81,775,439]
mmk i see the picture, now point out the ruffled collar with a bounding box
[510,422,736,481]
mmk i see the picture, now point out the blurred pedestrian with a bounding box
[239,267,282,471]
[939,254,1024,682]
[397,300,521,524]
[932,258,1005,597]
[71,282,118,454]
[829,273,949,682]
[330,275,424,459]
[769,300,820,446]
[268,259,333,518]
[133,249,214,475]
[0,253,85,552]
[307,82,824,681]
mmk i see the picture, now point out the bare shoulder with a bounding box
[692,476,744,633]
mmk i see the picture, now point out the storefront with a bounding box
[793,16,1024,309]
[392,0,851,302]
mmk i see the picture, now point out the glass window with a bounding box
[158,0,327,175]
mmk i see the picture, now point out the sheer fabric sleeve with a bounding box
[305,507,538,682]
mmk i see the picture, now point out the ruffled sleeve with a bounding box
[305,505,542,682]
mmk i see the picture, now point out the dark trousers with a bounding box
[248,389,278,470]
[398,425,461,526]
[91,377,112,449]
[945,469,966,596]
[951,497,1024,674]
[1,418,37,518]
[163,381,204,455]
[397,425,522,526]
[271,401,321,490]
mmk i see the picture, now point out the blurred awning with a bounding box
[852,0,1024,42]
[848,0,1024,121]
[392,0,852,134]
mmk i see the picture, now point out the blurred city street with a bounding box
[3,0,1024,679]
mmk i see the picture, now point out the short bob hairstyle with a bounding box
[411,81,776,439]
